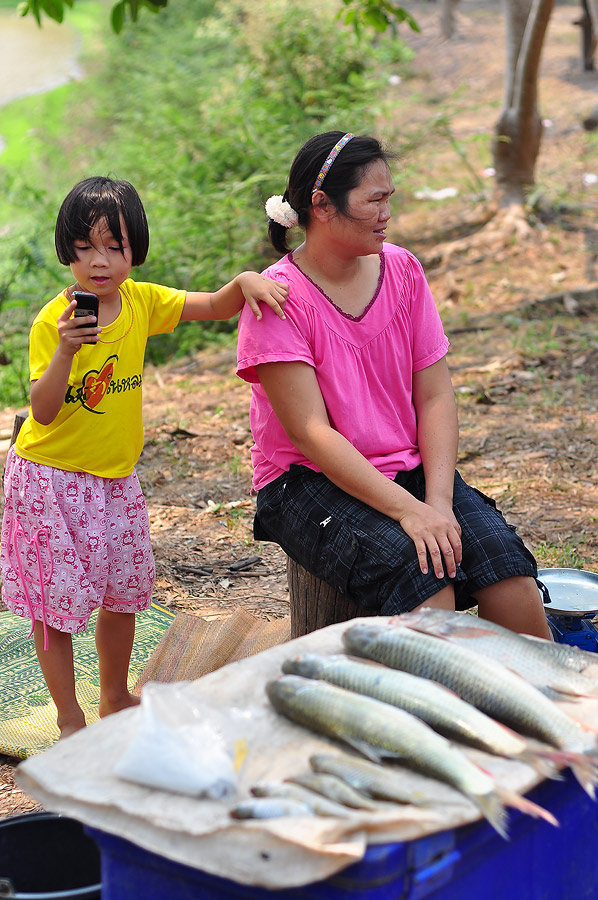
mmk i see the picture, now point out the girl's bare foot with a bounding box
[57,711,86,740]
[58,722,87,740]
[98,692,141,719]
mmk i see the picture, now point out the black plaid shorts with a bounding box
[254,464,537,615]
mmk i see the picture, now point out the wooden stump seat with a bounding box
[286,556,377,638]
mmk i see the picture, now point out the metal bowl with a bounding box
[537,567,598,616]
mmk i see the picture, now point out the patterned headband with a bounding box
[311,133,355,193]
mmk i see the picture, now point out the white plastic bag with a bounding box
[114,682,237,799]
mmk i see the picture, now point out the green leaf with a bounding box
[43,0,65,22]
[111,0,125,33]
[364,8,389,31]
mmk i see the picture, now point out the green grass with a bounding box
[534,539,588,570]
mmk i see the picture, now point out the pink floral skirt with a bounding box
[1,448,155,641]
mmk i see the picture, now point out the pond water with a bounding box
[0,11,80,109]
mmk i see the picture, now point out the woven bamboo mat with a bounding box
[135,607,291,688]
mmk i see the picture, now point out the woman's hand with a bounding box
[235,272,288,320]
[398,497,462,579]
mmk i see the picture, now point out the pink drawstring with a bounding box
[9,520,53,651]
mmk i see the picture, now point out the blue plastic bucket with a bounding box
[0,811,101,899]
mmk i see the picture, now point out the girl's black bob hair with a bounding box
[55,176,150,267]
[268,131,393,255]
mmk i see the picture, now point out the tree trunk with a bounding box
[286,557,376,639]
[440,0,460,39]
[493,0,554,208]
[10,411,27,446]
[577,0,596,70]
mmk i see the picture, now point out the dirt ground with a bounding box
[1,0,597,817]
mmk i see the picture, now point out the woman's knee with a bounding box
[475,576,550,638]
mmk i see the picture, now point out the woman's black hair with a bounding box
[268,131,393,255]
[55,176,150,267]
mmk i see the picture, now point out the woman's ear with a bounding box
[311,190,335,222]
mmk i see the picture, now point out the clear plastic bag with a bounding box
[114,682,237,799]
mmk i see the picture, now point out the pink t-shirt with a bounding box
[237,243,449,491]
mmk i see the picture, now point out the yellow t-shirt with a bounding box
[15,279,186,478]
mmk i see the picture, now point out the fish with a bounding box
[230,797,314,819]
[343,622,598,797]
[392,608,598,697]
[524,634,598,673]
[266,674,557,837]
[285,772,384,811]
[309,752,445,807]
[250,780,350,817]
[282,653,551,770]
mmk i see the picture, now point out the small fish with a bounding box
[309,752,438,807]
[250,781,349,817]
[266,675,557,837]
[343,622,598,797]
[285,772,382,811]
[230,797,313,819]
[394,608,598,697]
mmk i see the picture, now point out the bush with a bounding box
[0,0,412,400]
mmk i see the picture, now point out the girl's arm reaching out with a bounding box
[181,272,288,322]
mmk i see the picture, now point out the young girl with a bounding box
[1,175,288,739]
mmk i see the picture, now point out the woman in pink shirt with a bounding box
[237,131,550,637]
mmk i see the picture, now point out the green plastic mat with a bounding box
[0,601,175,759]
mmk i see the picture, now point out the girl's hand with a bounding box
[58,299,100,355]
[398,498,462,580]
[236,272,288,320]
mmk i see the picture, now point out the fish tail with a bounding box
[567,754,598,798]
[534,748,598,798]
[471,791,510,840]
[495,786,559,827]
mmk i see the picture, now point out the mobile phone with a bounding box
[72,291,99,329]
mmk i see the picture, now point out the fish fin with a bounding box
[495,787,559,827]
[517,750,564,780]
[537,686,582,701]
[575,719,598,734]
[343,737,387,764]
[472,792,510,840]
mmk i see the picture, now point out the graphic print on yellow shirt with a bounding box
[15,280,186,479]
[65,354,119,413]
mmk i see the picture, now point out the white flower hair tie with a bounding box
[265,195,299,229]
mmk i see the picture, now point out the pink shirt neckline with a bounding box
[288,250,386,323]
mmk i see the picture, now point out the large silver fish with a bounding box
[393,608,598,697]
[343,622,598,796]
[266,674,557,837]
[525,634,598,673]
[282,653,538,764]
